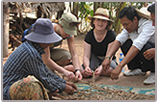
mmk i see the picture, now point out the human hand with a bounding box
[64,70,75,80]
[84,67,93,76]
[143,48,155,60]
[110,65,122,80]
[95,66,102,76]
[66,81,77,90]
[64,82,77,95]
[75,70,83,81]
[48,90,59,100]
[102,58,110,71]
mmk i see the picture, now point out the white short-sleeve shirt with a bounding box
[116,18,155,50]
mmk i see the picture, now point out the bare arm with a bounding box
[106,40,121,58]
[102,40,121,70]
[111,45,140,80]
[42,47,65,73]
[83,41,91,68]
[67,36,83,80]
[67,36,80,70]
[106,41,115,59]
[119,45,140,68]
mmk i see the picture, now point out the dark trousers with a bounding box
[121,39,155,72]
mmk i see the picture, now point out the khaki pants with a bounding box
[50,48,72,66]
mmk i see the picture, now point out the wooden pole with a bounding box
[3,3,10,57]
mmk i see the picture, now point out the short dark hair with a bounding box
[119,6,140,22]
[147,3,155,15]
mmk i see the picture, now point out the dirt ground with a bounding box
[61,34,155,88]
[3,34,155,88]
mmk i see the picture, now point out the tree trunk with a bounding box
[73,2,78,19]
[93,2,99,14]
[114,2,126,35]
[3,4,10,57]
[56,10,64,20]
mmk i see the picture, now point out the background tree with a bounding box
[3,2,65,57]
[78,2,93,34]
[3,3,10,57]
[114,2,126,34]
[73,2,79,19]
[3,2,154,57]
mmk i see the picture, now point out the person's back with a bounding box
[3,41,38,87]
[3,40,45,99]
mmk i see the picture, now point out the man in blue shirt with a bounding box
[3,18,77,100]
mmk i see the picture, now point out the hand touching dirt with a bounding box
[64,82,77,95]
[48,90,59,99]
[63,70,75,80]
[84,67,93,76]
[95,66,102,76]
[75,70,82,81]
[102,58,111,71]
[110,65,122,80]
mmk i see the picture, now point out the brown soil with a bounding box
[61,34,155,88]
[3,34,155,88]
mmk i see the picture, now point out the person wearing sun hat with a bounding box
[3,18,78,100]
[42,12,83,81]
[102,6,155,85]
[80,8,118,78]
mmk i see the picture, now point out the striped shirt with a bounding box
[3,41,66,100]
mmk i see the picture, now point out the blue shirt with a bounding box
[3,41,66,100]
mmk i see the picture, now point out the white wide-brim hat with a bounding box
[135,7,151,19]
[88,8,114,23]
[25,18,62,44]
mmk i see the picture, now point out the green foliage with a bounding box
[78,2,93,19]
[72,2,154,34]
[131,2,153,9]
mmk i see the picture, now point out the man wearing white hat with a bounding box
[3,18,77,100]
[102,6,155,85]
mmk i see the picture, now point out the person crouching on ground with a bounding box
[3,18,77,100]
[42,13,82,81]
[142,3,155,84]
[143,3,155,61]
[80,8,118,78]
[102,6,155,85]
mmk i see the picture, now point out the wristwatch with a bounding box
[75,69,80,73]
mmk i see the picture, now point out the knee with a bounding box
[9,77,46,100]
[101,67,113,76]
[56,59,71,66]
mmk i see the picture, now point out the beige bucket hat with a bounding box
[58,13,81,35]
[135,7,151,19]
[88,8,114,23]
